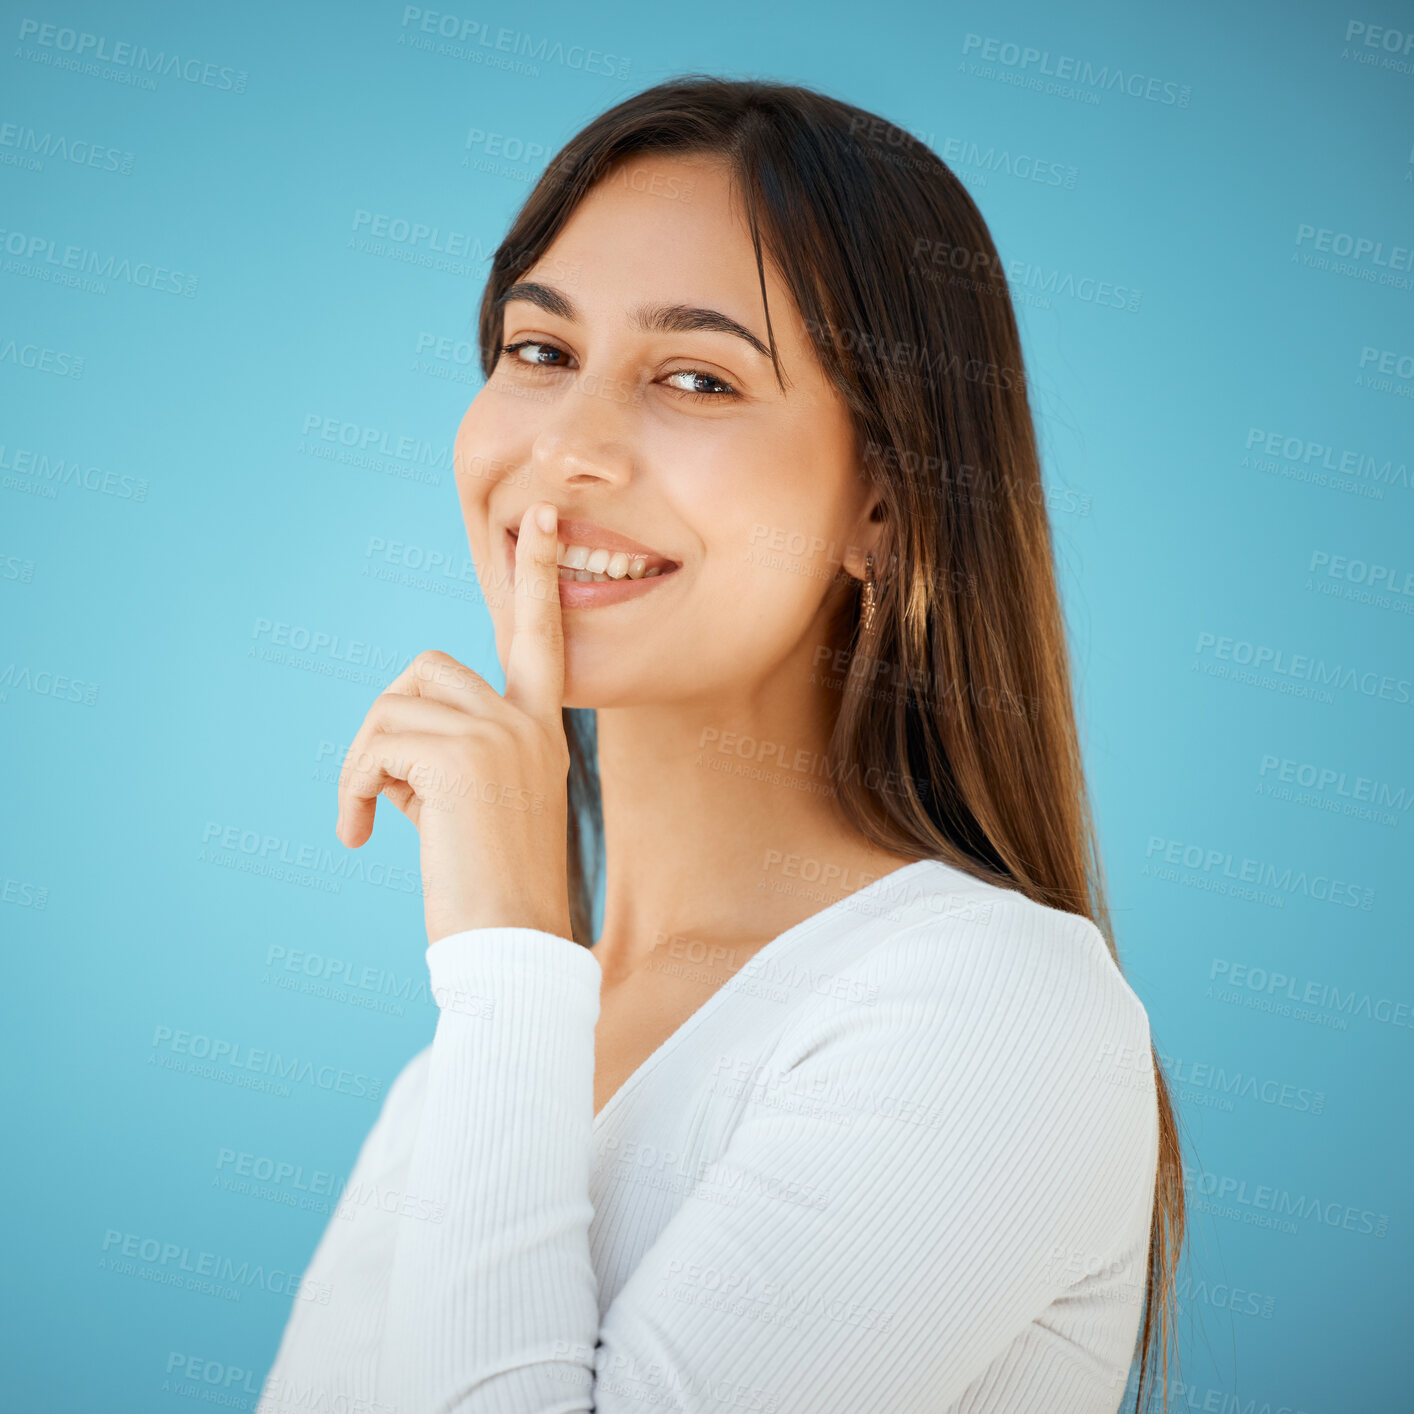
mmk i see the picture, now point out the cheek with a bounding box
[451,406,517,622]
[452,400,516,527]
[653,419,850,605]
[647,420,787,552]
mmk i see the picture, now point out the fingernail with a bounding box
[535,502,557,534]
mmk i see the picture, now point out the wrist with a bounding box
[426,910,575,948]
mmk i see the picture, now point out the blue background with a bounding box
[3,1,1410,1409]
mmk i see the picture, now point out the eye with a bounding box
[498,339,739,404]
[663,368,737,401]
[501,339,567,368]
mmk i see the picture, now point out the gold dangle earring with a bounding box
[862,553,876,632]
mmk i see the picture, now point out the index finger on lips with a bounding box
[503,500,565,724]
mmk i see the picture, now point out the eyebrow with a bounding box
[496,281,773,361]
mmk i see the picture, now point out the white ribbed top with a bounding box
[255,858,1158,1414]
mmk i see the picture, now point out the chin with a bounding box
[561,656,668,713]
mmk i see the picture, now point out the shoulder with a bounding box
[868,859,1151,1049]
[777,866,1157,1172]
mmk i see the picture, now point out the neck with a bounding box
[589,680,911,977]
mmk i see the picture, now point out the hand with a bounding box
[334,501,573,947]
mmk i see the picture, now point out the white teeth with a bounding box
[554,540,661,581]
[559,567,628,583]
[555,561,669,583]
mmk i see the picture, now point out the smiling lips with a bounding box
[508,518,679,579]
[504,518,681,605]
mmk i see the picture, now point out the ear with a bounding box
[841,486,888,582]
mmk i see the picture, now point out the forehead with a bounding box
[519,153,805,352]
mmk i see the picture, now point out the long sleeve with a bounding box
[376,929,606,1412]
[256,1039,434,1414]
[372,903,1158,1414]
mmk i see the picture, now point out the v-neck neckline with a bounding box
[589,857,940,1134]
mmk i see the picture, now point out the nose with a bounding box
[528,374,638,493]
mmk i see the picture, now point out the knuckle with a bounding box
[446,720,491,764]
[445,661,479,693]
[340,740,382,782]
[411,648,450,684]
[476,717,518,754]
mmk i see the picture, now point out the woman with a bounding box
[257,76,1183,1414]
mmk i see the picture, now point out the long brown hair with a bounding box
[473,74,1184,1412]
